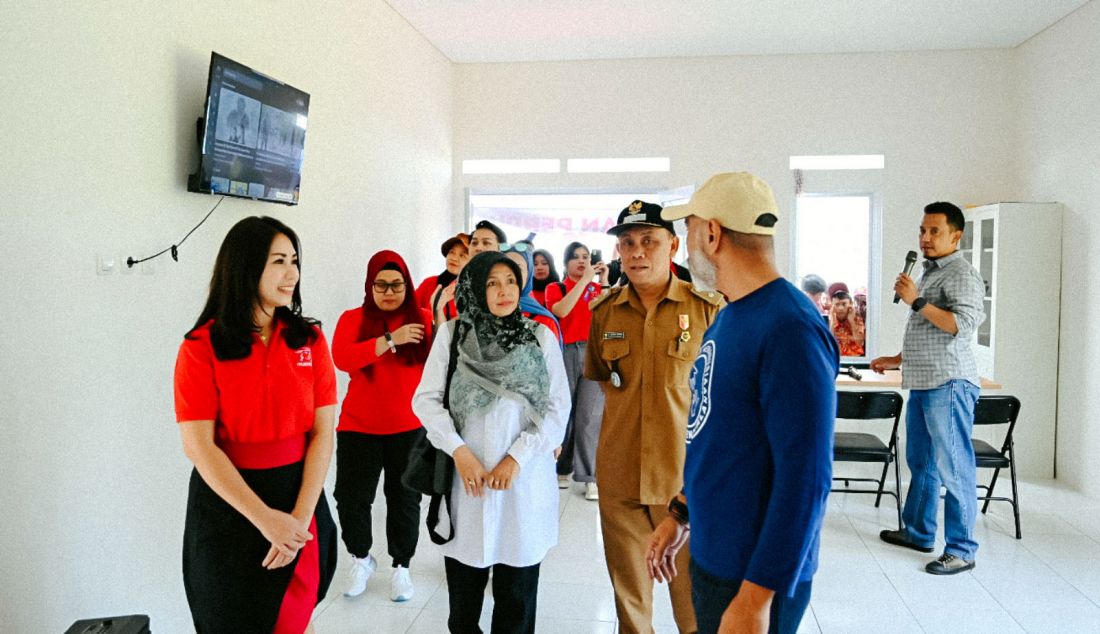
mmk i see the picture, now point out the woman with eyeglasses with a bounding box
[413,251,570,633]
[331,251,433,602]
[503,242,562,343]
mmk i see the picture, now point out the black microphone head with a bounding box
[905,250,918,263]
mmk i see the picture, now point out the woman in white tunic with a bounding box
[413,251,569,634]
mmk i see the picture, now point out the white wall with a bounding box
[455,50,1056,470]
[454,48,1017,358]
[0,1,453,630]
[1015,0,1100,496]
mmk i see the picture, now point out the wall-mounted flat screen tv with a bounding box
[188,52,309,205]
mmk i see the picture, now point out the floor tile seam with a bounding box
[967,567,1036,631]
[1034,553,1100,610]
[839,508,935,633]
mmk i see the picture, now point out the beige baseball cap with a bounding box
[662,172,779,235]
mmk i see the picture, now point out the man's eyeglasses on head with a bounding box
[501,241,532,253]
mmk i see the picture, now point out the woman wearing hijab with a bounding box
[331,251,433,602]
[530,249,561,308]
[503,244,562,343]
[173,216,337,633]
[416,233,469,325]
[412,252,570,634]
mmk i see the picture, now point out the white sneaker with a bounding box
[343,554,377,597]
[585,482,599,501]
[558,474,571,489]
[391,565,415,602]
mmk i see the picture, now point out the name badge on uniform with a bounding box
[678,314,691,343]
[603,331,626,340]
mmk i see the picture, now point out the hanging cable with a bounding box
[126,196,225,268]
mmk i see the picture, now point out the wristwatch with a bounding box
[667,496,689,526]
[911,297,928,313]
[384,331,398,354]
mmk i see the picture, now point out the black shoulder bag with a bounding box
[401,325,461,544]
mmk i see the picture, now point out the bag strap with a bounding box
[427,491,454,545]
[427,324,462,545]
[442,322,461,410]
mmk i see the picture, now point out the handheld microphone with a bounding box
[841,366,863,381]
[893,251,919,303]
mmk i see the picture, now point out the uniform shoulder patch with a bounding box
[588,286,621,311]
[690,286,724,306]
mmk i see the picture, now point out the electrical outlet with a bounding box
[141,259,156,276]
[96,254,116,276]
[121,255,135,275]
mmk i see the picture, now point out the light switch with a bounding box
[97,254,116,276]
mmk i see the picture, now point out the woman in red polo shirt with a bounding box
[415,233,469,324]
[331,250,432,602]
[174,216,338,634]
[544,241,608,501]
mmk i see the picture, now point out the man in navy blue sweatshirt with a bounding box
[647,172,839,634]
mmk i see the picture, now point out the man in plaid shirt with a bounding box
[871,201,986,575]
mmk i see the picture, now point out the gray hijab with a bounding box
[448,252,550,434]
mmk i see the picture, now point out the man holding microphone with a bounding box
[874,201,986,575]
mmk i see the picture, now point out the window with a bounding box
[793,194,877,362]
[467,187,692,281]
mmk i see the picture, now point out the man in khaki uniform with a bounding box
[585,201,722,634]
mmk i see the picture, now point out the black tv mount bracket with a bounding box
[186,117,205,193]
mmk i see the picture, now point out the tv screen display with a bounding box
[189,52,309,205]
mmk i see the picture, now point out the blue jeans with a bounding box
[902,379,981,560]
[690,561,813,634]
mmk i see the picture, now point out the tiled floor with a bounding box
[312,478,1100,633]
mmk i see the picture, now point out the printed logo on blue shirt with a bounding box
[687,339,716,444]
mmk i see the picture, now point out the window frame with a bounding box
[790,190,883,365]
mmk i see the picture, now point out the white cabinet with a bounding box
[960,202,1061,478]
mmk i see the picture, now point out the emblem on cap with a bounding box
[629,201,643,212]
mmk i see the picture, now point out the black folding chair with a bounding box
[831,391,904,529]
[973,395,1023,539]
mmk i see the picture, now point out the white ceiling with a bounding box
[384,0,1090,63]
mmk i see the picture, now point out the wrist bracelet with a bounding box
[384,331,397,354]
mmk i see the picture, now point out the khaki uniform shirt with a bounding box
[584,277,723,505]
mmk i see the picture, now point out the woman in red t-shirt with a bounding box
[530,248,561,308]
[415,233,469,325]
[173,216,338,634]
[543,241,608,500]
[331,250,433,602]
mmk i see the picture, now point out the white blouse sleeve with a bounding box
[412,321,466,456]
[507,325,571,467]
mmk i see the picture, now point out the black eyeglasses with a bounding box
[372,281,407,294]
[501,241,532,253]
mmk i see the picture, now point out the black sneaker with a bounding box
[879,529,935,553]
[925,553,975,575]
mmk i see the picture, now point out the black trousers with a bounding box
[334,428,424,567]
[444,557,541,634]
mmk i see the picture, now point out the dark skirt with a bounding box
[183,462,337,633]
